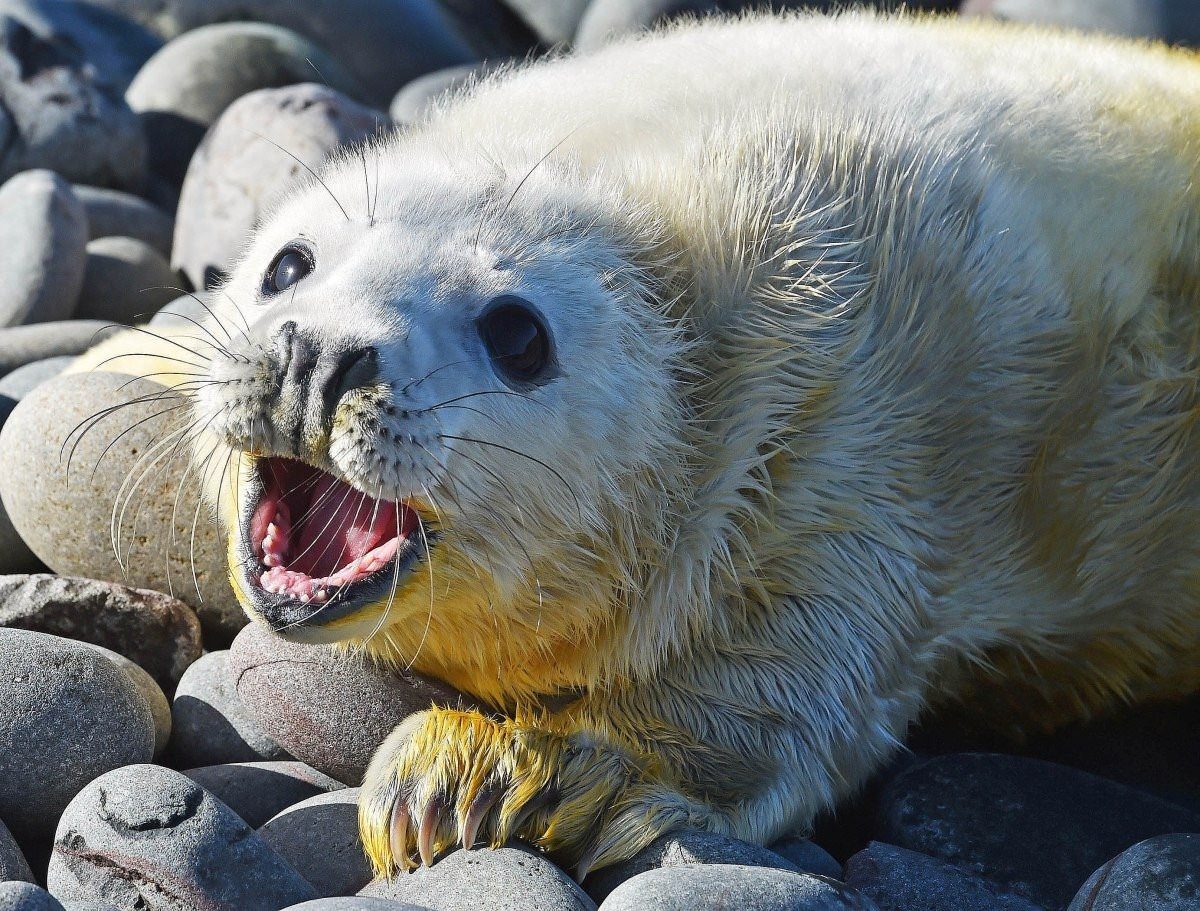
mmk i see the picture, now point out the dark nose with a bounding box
[273,321,379,441]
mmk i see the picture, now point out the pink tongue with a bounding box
[291,475,395,577]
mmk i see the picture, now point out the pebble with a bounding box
[183,761,344,829]
[228,622,468,784]
[0,358,73,404]
[126,22,363,186]
[76,641,171,757]
[147,293,214,330]
[258,788,373,898]
[173,83,384,291]
[0,573,201,689]
[0,818,33,883]
[73,186,175,258]
[75,237,179,324]
[170,650,292,767]
[961,0,1200,45]
[574,0,717,52]
[843,842,1045,911]
[0,171,87,327]
[47,764,318,909]
[600,864,876,911]
[0,322,115,378]
[877,753,1200,910]
[769,837,843,880]
[501,0,592,44]
[584,829,804,903]
[284,901,430,911]
[0,629,155,843]
[359,844,597,911]
[1067,834,1200,911]
[389,63,495,124]
[0,372,246,643]
[0,883,64,911]
[0,2,149,189]
[436,0,539,58]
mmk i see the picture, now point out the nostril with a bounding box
[328,346,380,405]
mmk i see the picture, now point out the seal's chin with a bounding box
[236,456,430,639]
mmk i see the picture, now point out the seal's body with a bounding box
[78,11,1200,875]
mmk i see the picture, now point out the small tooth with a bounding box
[267,523,280,538]
[264,554,280,567]
[314,590,328,602]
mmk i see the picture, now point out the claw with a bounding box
[388,797,410,874]
[418,795,444,867]
[462,784,502,850]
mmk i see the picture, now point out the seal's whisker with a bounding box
[402,508,437,672]
[247,129,350,222]
[109,421,194,572]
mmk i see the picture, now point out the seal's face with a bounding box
[195,148,681,688]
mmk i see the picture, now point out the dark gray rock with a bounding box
[0,357,72,401]
[600,864,876,910]
[359,844,596,910]
[844,842,1046,911]
[183,761,344,829]
[961,0,1200,45]
[584,829,804,903]
[173,83,383,291]
[284,901,429,911]
[47,764,318,910]
[502,0,591,44]
[75,236,178,324]
[0,573,201,690]
[74,186,174,257]
[0,818,33,882]
[170,650,292,767]
[1067,834,1200,911]
[0,629,154,842]
[229,622,468,785]
[0,321,114,377]
[0,372,246,642]
[0,171,87,327]
[575,0,716,51]
[389,63,495,124]
[258,788,372,898]
[435,0,538,58]
[769,838,842,880]
[877,753,1200,910]
[126,22,363,186]
[0,2,148,188]
[75,640,170,757]
[0,883,64,911]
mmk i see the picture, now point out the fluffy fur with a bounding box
[75,10,1200,877]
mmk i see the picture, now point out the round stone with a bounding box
[183,761,344,829]
[389,63,494,124]
[574,0,717,51]
[0,629,155,842]
[359,844,597,910]
[126,22,364,186]
[76,640,171,757]
[601,864,874,911]
[148,293,215,330]
[75,237,179,325]
[0,883,65,911]
[1067,833,1200,911]
[0,357,73,403]
[47,764,318,909]
[0,816,33,883]
[228,622,469,785]
[0,573,201,689]
[258,788,372,898]
[283,901,427,911]
[961,0,1200,44]
[73,185,175,258]
[170,650,292,767]
[768,838,843,880]
[173,83,384,292]
[0,171,87,327]
[0,321,115,377]
[0,371,246,643]
[501,0,591,44]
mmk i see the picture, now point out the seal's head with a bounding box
[196,141,685,699]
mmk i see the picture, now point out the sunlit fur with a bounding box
[76,10,1200,876]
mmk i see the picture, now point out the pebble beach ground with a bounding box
[0,1,1198,909]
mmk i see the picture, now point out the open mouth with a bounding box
[239,457,429,630]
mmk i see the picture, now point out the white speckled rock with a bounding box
[601,864,877,911]
[0,171,87,327]
[75,236,179,324]
[173,83,384,291]
[73,186,174,258]
[0,372,245,642]
[47,764,318,910]
[0,629,154,843]
[0,817,33,883]
[183,761,343,829]
[258,788,372,898]
[0,883,65,911]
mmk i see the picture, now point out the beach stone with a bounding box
[584,829,804,903]
[173,83,384,291]
[961,0,1200,45]
[284,902,427,911]
[0,357,72,403]
[769,838,843,880]
[0,573,201,689]
[148,293,214,330]
[229,622,469,784]
[0,372,246,643]
[359,844,596,910]
[76,641,170,756]
[258,788,372,898]
[844,842,1045,911]
[183,761,343,829]
[126,22,363,187]
[0,884,64,911]
[0,819,32,883]
[502,0,591,44]
[89,0,477,108]
[74,186,174,258]
[170,650,292,767]
[0,628,154,843]
[75,236,178,324]
[600,864,875,911]
[878,753,1200,910]
[389,63,495,124]
[575,0,717,50]
[0,321,114,377]
[0,2,149,188]
[47,764,318,909]
[0,171,87,327]
[436,0,538,58]
[1067,834,1200,911]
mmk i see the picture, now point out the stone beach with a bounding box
[0,0,1195,909]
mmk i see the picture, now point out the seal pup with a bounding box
[75,9,1200,878]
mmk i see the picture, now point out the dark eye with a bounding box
[477,296,554,385]
[262,244,314,295]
